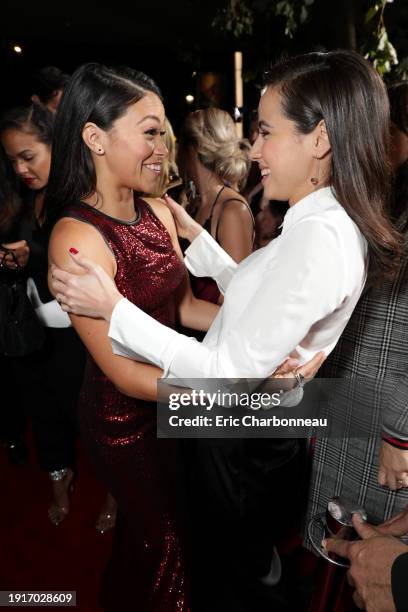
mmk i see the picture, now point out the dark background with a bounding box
[2,0,408,131]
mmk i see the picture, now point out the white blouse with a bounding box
[109,187,367,379]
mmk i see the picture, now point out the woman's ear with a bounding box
[82,123,105,156]
[314,120,331,159]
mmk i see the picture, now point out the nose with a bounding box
[156,136,168,157]
[14,160,29,176]
[250,135,262,162]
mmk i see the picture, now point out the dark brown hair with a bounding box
[388,81,408,231]
[264,50,402,283]
[45,63,162,224]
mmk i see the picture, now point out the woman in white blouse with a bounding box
[51,51,400,383]
[49,51,402,610]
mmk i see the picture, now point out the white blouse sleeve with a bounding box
[109,219,347,378]
[184,229,238,294]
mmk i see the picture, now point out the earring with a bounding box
[310,158,320,186]
[98,148,104,154]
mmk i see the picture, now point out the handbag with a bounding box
[0,248,45,356]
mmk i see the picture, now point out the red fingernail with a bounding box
[69,247,79,255]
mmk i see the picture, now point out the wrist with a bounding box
[186,222,203,243]
[382,433,408,451]
[105,291,124,322]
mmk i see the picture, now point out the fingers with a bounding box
[377,516,407,537]
[68,249,97,272]
[50,266,74,284]
[297,351,326,379]
[378,467,387,486]
[2,240,27,249]
[351,514,379,539]
[273,358,300,376]
[323,537,352,559]
[163,194,183,216]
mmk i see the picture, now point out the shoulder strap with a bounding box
[207,186,226,224]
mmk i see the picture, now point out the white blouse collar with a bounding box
[280,186,336,234]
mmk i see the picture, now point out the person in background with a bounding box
[0,103,86,526]
[30,66,70,113]
[0,150,29,464]
[325,507,408,612]
[177,107,254,306]
[304,79,408,612]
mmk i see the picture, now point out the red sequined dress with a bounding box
[61,197,188,611]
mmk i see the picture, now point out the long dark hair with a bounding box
[264,50,402,283]
[0,103,54,232]
[44,63,162,224]
[388,81,408,231]
[30,66,70,105]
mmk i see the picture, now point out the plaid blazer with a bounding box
[305,241,408,536]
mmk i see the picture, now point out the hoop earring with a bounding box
[310,158,320,186]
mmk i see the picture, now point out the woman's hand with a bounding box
[50,250,123,321]
[378,440,408,491]
[1,240,29,269]
[377,505,408,537]
[272,351,326,387]
[163,194,203,242]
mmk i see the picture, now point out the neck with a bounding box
[83,178,136,222]
[195,169,224,208]
[288,181,330,207]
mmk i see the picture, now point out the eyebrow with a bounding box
[7,149,33,158]
[258,120,272,129]
[137,115,161,125]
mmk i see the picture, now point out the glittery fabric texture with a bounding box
[62,198,188,611]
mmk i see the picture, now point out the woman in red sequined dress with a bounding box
[45,63,219,611]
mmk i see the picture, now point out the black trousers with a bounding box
[10,326,85,472]
[185,438,302,612]
[0,354,26,441]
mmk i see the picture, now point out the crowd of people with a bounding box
[1,54,408,611]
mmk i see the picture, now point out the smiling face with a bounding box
[92,92,168,193]
[1,129,51,190]
[251,86,320,205]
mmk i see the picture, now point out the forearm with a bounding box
[178,296,220,332]
[114,362,162,401]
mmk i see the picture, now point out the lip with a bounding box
[23,177,36,184]
[143,163,162,176]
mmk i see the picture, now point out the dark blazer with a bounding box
[305,236,408,532]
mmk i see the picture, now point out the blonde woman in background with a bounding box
[177,108,254,305]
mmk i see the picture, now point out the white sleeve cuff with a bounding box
[108,298,184,374]
[184,230,237,294]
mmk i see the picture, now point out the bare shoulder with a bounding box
[49,217,116,276]
[142,197,177,235]
[218,196,253,225]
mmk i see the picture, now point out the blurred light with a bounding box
[13,45,22,54]
[185,94,194,104]
[192,71,197,77]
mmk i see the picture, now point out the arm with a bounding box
[163,194,238,293]
[108,219,345,378]
[48,217,163,401]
